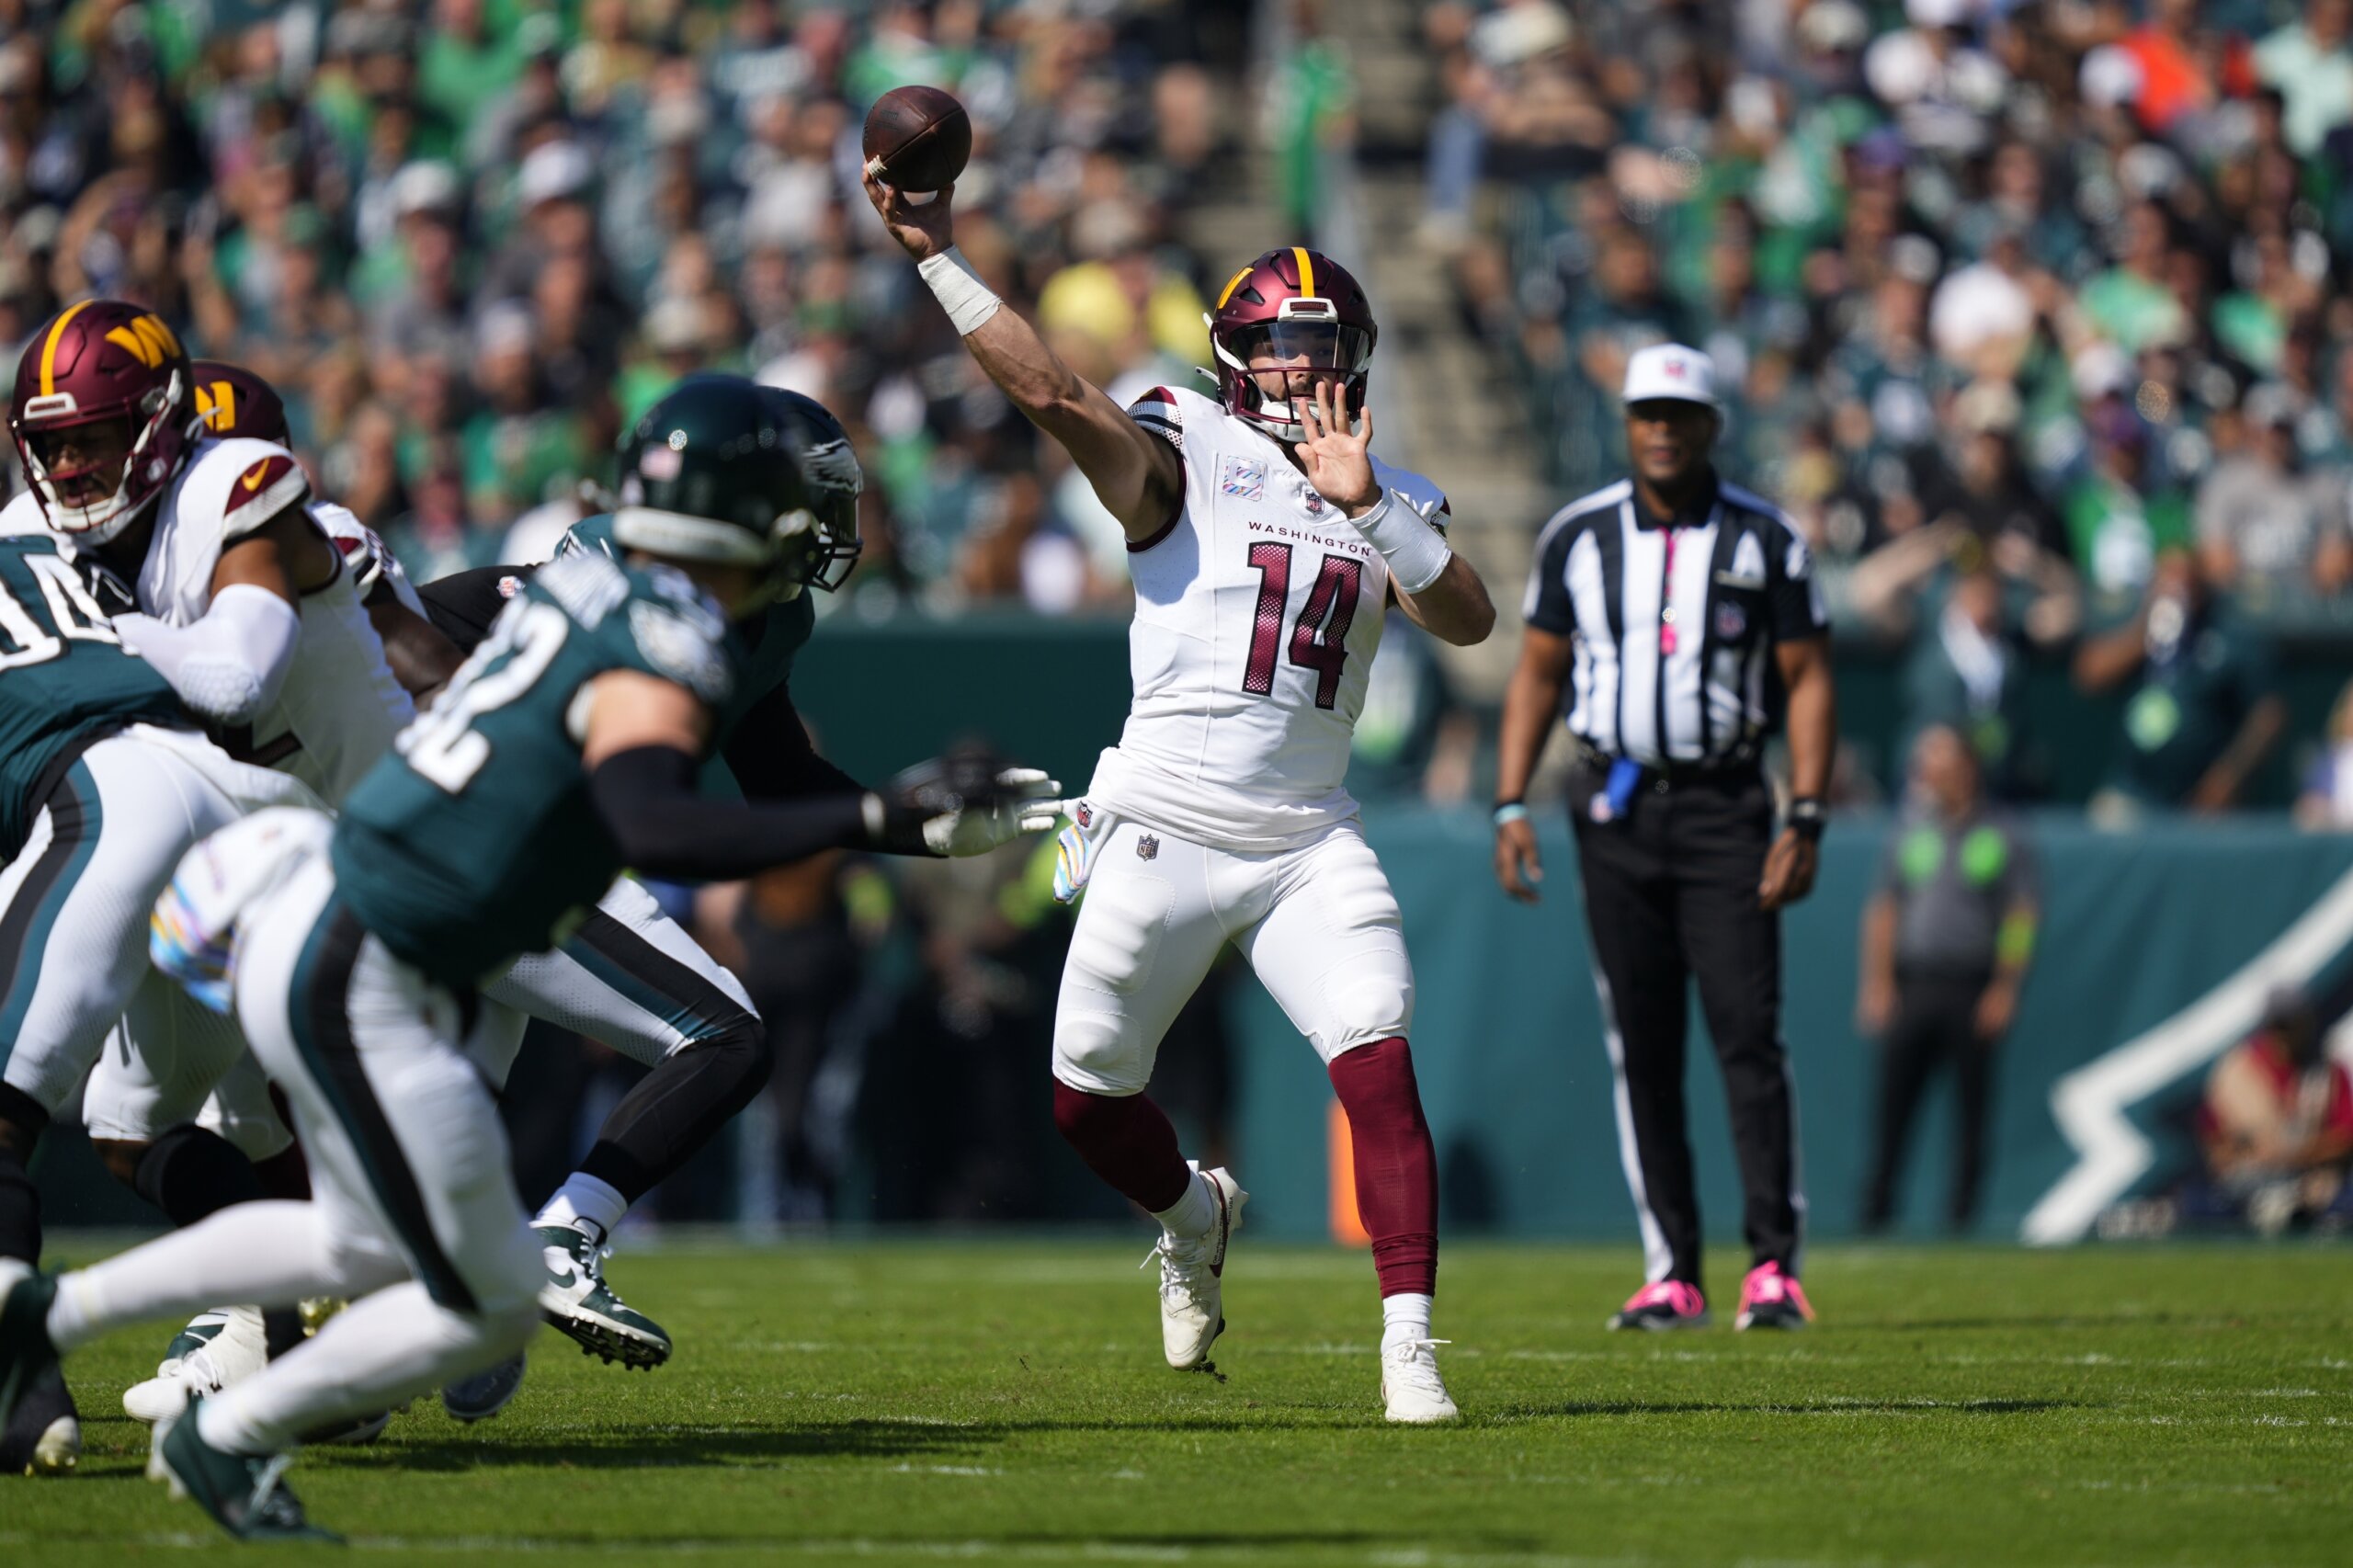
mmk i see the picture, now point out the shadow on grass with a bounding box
[1514,1397,2086,1419]
[352,1413,1401,1472]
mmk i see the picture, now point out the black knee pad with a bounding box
[131,1124,267,1229]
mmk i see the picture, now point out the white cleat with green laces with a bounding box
[536,1222,672,1369]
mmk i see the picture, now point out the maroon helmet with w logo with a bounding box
[9,300,202,544]
[1204,247,1378,446]
[190,359,291,446]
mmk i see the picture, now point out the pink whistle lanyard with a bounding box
[1659,528,1680,656]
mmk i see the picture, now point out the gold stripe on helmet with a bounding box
[1216,266,1254,309]
[1291,247,1316,299]
[38,301,95,397]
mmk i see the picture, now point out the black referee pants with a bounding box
[1568,761,1802,1290]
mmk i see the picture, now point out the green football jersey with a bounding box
[0,536,188,860]
[332,548,744,985]
[559,512,813,739]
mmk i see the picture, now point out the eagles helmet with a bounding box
[9,300,204,543]
[612,375,863,602]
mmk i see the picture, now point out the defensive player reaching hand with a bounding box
[868,172,1493,1421]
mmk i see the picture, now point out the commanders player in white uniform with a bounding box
[868,176,1495,1421]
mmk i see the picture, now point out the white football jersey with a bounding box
[124,437,414,805]
[1084,385,1448,849]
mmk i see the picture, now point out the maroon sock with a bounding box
[1328,1038,1438,1298]
[1051,1080,1193,1214]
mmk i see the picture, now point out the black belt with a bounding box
[1573,740,1759,787]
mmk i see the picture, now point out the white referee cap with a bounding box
[1622,343,1719,408]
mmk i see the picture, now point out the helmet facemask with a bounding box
[13,366,190,545]
[1209,301,1373,446]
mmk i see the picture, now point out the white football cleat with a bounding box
[1143,1165,1245,1370]
[1381,1337,1460,1424]
[123,1306,268,1424]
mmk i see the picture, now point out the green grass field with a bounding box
[9,1237,2352,1566]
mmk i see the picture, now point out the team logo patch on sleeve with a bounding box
[629,599,732,705]
[1219,456,1265,501]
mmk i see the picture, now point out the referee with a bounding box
[1493,344,1836,1332]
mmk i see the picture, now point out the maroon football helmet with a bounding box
[190,359,290,446]
[1204,247,1378,445]
[9,300,201,544]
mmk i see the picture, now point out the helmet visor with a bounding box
[1228,320,1373,375]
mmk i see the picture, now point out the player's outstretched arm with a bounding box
[110,507,329,725]
[581,672,1059,876]
[864,175,1180,541]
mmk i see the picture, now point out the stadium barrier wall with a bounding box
[1231,809,2353,1244]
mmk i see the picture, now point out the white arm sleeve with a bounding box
[112,583,302,725]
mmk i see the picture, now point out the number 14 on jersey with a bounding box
[1241,542,1361,711]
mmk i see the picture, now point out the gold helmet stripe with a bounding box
[1216,266,1254,309]
[38,301,95,397]
[1291,247,1316,299]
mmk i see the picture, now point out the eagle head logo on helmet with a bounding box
[1202,247,1378,448]
[8,300,202,545]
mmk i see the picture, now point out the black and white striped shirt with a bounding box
[1522,474,1827,770]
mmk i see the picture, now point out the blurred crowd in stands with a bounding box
[0,0,1243,611]
[1430,0,2353,814]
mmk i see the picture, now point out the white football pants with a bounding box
[51,850,540,1450]
[0,724,312,1132]
[1052,815,1415,1096]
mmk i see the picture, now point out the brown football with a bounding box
[861,85,972,193]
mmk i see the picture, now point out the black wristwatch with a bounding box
[1787,797,1826,842]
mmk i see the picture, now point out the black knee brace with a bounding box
[0,1083,48,1263]
[577,1010,772,1204]
[131,1124,268,1228]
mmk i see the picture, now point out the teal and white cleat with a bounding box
[0,1259,61,1438]
[0,1361,79,1475]
[442,1352,528,1422]
[1144,1165,1246,1371]
[536,1225,671,1369]
[123,1306,268,1423]
[152,1399,339,1543]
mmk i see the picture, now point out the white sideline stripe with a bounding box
[2020,862,2353,1246]
[1591,967,1675,1283]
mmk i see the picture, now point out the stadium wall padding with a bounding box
[1229,809,2353,1244]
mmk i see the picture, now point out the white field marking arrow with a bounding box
[2020,862,2353,1246]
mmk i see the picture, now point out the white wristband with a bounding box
[917,248,1003,336]
[1348,492,1454,596]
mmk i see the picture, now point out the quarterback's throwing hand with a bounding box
[862,172,956,263]
[1294,380,1379,517]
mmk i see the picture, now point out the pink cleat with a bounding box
[1606,1279,1710,1331]
[1733,1261,1814,1330]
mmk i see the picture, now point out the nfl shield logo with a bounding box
[1714,600,1748,641]
[1137,834,1160,861]
[1304,491,1324,515]
[1075,801,1093,830]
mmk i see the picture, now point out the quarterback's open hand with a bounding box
[1294,380,1379,517]
[862,171,956,263]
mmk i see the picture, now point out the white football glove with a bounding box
[921,767,1063,857]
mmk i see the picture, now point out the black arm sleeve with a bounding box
[588,744,871,881]
[722,682,868,801]
[416,564,537,654]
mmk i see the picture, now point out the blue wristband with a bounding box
[1493,802,1530,828]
